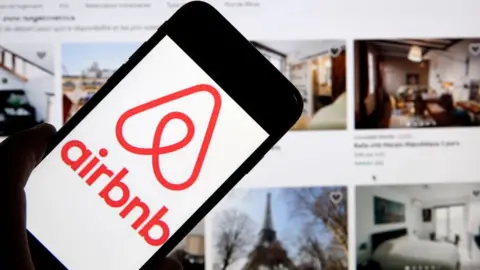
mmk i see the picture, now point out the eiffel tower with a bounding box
[242,193,296,270]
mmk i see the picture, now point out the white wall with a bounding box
[381,57,429,95]
[258,40,345,62]
[425,40,480,101]
[356,186,420,255]
[23,64,54,123]
[0,68,24,89]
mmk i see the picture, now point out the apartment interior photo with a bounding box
[355,39,480,129]
[61,43,139,124]
[356,183,480,270]
[252,40,347,131]
[169,220,205,270]
[0,44,56,138]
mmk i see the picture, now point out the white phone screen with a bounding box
[25,36,269,270]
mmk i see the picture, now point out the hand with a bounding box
[0,124,182,270]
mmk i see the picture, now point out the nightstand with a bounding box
[357,259,380,270]
[356,249,369,266]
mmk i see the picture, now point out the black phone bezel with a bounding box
[27,1,303,269]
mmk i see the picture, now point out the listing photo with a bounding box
[169,220,205,270]
[209,186,348,270]
[61,42,140,123]
[354,38,480,129]
[252,40,347,131]
[0,43,58,137]
[356,183,480,270]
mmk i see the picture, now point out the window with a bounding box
[367,52,376,94]
[269,57,282,71]
[435,205,465,245]
[257,48,285,73]
[13,57,25,76]
[261,52,282,71]
[3,51,12,69]
[435,207,448,240]
[448,206,465,242]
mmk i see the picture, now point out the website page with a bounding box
[1,0,480,270]
[25,35,269,270]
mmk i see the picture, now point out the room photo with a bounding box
[252,40,347,131]
[169,220,205,270]
[354,38,480,129]
[0,43,58,137]
[209,186,348,270]
[356,183,480,270]
[61,42,140,123]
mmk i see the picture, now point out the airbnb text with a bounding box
[61,139,170,246]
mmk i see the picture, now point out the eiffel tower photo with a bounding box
[212,187,348,270]
[242,193,296,270]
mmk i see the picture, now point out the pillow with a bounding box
[372,240,395,259]
[307,92,347,130]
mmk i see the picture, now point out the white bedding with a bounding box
[372,235,459,270]
[307,92,347,130]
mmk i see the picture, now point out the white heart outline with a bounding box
[37,51,46,59]
[329,191,343,204]
[469,43,480,56]
[329,46,342,58]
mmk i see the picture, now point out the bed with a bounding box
[0,89,39,136]
[370,228,460,270]
[307,92,347,130]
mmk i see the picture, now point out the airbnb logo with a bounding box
[115,84,222,191]
[59,84,222,247]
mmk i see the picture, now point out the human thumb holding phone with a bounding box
[0,123,182,270]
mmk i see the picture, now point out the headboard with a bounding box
[371,228,408,253]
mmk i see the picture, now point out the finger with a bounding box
[0,192,34,270]
[143,253,183,270]
[158,257,183,270]
[0,123,56,189]
[0,124,56,270]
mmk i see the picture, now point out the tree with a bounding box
[214,209,255,270]
[284,187,348,253]
[295,226,347,270]
[295,226,327,269]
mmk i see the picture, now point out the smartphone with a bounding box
[24,1,303,269]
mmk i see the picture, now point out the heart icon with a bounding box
[37,51,46,59]
[469,43,480,56]
[329,46,341,58]
[473,190,480,197]
[329,191,343,204]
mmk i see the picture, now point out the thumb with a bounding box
[0,123,57,189]
[0,124,56,270]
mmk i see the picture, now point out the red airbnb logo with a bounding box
[115,84,222,191]
[59,84,222,247]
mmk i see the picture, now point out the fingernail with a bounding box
[31,123,56,132]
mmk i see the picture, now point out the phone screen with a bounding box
[25,36,270,270]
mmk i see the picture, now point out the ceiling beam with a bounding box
[251,41,287,58]
[378,51,410,58]
[419,39,454,45]
[371,39,451,50]
[371,41,412,50]
[399,39,449,49]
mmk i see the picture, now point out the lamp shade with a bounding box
[408,45,423,62]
